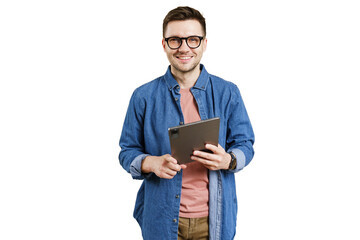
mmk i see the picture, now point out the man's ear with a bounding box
[162,38,166,51]
[203,37,207,52]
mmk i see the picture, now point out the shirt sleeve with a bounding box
[226,84,255,173]
[119,89,149,180]
[227,148,246,173]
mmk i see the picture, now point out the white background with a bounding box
[1,0,359,239]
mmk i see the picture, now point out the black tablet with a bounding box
[168,117,220,164]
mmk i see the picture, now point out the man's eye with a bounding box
[169,38,180,43]
[188,37,199,43]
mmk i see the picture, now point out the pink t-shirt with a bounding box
[179,88,209,218]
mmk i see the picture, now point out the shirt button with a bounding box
[175,195,179,198]
[175,97,178,101]
[173,219,177,223]
[176,86,180,90]
[179,122,184,125]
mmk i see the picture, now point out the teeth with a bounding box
[178,57,191,60]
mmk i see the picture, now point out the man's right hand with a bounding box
[141,154,187,179]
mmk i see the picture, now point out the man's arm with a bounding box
[191,144,231,171]
[142,155,187,179]
[119,90,149,179]
[119,89,187,179]
[225,85,255,171]
[192,85,254,172]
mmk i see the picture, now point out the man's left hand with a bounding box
[191,144,231,171]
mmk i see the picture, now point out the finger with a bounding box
[165,168,178,176]
[158,165,177,177]
[193,150,214,160]
[160,164,184,179]
[204,143,219,153]
[167,162,182,172]
[156,165,177,179]
[191,156,218,171]
[165,155,178,164]
[205,143,225,155]
[191,155,216,167]
[160,172,177,179]
[180,164,187,170]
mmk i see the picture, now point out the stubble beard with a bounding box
[169,54,202,76]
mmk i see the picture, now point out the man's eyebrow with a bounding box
[165,35,200,38]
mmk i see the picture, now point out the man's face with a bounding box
[162,20,207,75]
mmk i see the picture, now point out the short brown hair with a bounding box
[163,6,206,37]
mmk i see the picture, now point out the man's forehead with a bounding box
[165,20,204,37]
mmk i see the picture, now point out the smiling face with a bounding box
[162,20,207,78]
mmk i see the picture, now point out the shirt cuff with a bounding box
[130,153,150,179]
[227,148,246,173]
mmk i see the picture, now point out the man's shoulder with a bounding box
[208,73,238,90]
[132,76,165,97]
[205,72,243,104]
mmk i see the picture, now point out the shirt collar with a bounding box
[164,64,210,91]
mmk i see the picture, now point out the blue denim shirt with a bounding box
[119,65,254,240]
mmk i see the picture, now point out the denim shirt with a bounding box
[119,65,254,240]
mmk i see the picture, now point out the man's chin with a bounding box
[172,63,199,74]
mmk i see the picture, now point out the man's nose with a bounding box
[178,39,190,52]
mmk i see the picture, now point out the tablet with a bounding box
[168,117,220,164]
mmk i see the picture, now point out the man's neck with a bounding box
[171,65,201,89]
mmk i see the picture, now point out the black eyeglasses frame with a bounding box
[164,36,204,50]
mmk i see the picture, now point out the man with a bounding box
[119,6,254,240]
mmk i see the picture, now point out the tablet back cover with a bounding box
[168,117,220,164]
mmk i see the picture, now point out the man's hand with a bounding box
[191,144,231,171]
[141,154,187,179]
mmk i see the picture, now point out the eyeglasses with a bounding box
[164,36,204,50]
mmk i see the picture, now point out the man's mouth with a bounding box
[176,56,192,61]
[176,56,192,60]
